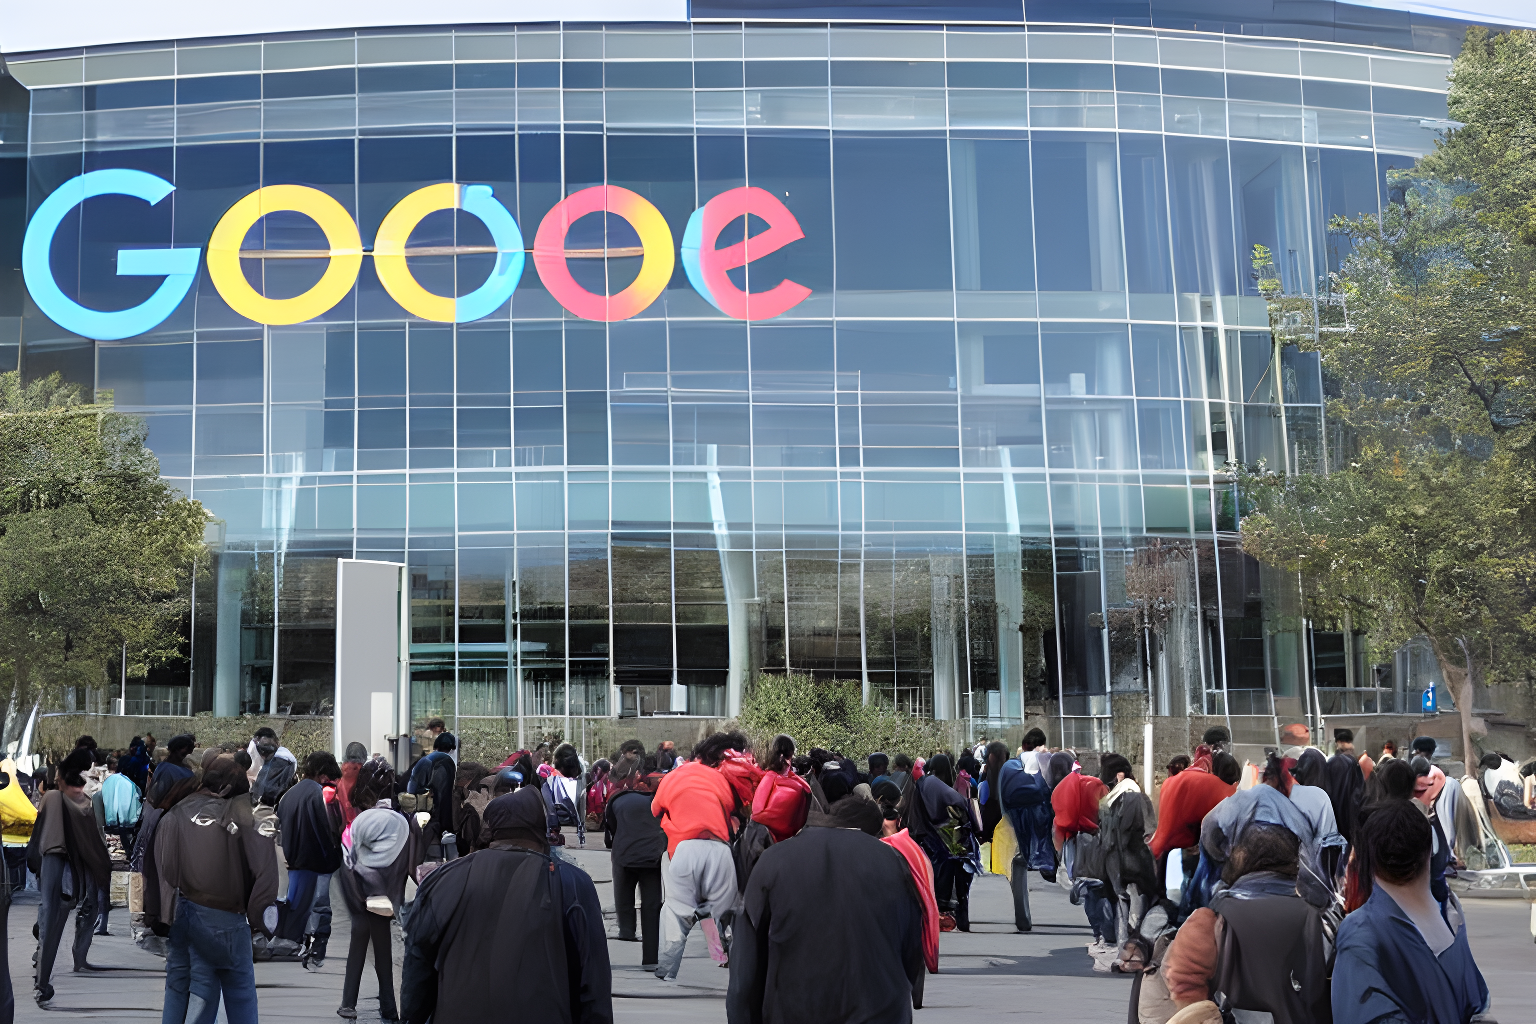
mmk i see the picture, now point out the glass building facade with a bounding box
[0,0,1478,743]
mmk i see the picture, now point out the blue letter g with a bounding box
[23,169,201,341]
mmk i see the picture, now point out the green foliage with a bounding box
[1324,172,1534,445]
[1238,29,1536,761]
[0,372,208,706]
[1423,27,1536,247]
[735,672,952,762]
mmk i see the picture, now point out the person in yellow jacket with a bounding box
[0,758,37,846]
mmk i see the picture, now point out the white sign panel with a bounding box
[334,559,407,765]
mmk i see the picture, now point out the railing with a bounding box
[124,697,190,716]
[1203,689,1273,717]
[1313,687,1405,716]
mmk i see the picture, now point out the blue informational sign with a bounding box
[1422,686,1437,713]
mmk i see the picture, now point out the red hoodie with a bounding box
[1051,771,1108,846]
[650,760,736,858]
[1149,767,1234,859]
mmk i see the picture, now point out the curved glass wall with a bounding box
[0,20,1457,743]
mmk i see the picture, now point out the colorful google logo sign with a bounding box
[23,168,811,341]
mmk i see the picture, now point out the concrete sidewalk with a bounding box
[6,852,1532,1022]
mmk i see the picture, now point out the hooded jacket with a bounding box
[727,826,925,1024]
[147,791,279,931]
[400,841,612,1024]
[1051,770,1107,845]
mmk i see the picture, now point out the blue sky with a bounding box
[1355,0,1536,29]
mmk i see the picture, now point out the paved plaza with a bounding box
[6,851,1532,1023]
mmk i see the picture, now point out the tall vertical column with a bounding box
[994,535,1024,721]
[214,558,246,717]
[930,555,963,721]
[709,449,755,718]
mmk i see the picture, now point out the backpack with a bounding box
[718,751,765,809]
[102,774,142,828]
[752,770,811,842]
[585,774,613,822]
[409,752,443,796]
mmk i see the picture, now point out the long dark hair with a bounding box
[983,741,1009,817]
[765,734,795,774]
[926,753,955,787]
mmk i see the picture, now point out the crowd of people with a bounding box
[0,718,1523,1024]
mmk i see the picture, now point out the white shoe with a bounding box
[1092,958,1114,974]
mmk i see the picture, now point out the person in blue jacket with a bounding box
[1332,797,1489,1024]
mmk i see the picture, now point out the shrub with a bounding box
[734,672,951,763]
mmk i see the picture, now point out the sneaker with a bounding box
[1092,958,1114,974]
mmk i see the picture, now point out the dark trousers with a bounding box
[0,879,13,1024]
[612,861,662,966]
[94,879,110,934]
[934,860,974,931]
[35,854,97,996]
[340,912,396,1019]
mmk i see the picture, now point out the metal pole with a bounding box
[121,640,128,715]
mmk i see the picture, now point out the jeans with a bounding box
[162,897,258,1024]
[340,912,395,1019]
[656,840,736,980]
[306,873,333,948]
[35,854,97,996]
[613,861,662,966]
[280,870,332,945]
[1072,878,1117,942]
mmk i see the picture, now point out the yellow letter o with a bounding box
[207,185,362,325]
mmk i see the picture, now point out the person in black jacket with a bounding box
[274,752,343,963]
[400,788,612,1024]
[408,733,457,854]
[603,755,666,969]
[727,796,924,1024]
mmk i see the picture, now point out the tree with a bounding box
[1240,455,1536,763]
[0,372,207,711]
[1237,29,1536,762]
[1420,27,1536,248]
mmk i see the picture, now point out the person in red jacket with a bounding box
[1150,748,1239,897]
[650,733,739,981]
[1050,753,1107,849]
[1048,751,1117,961]
[751,735,811,843]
